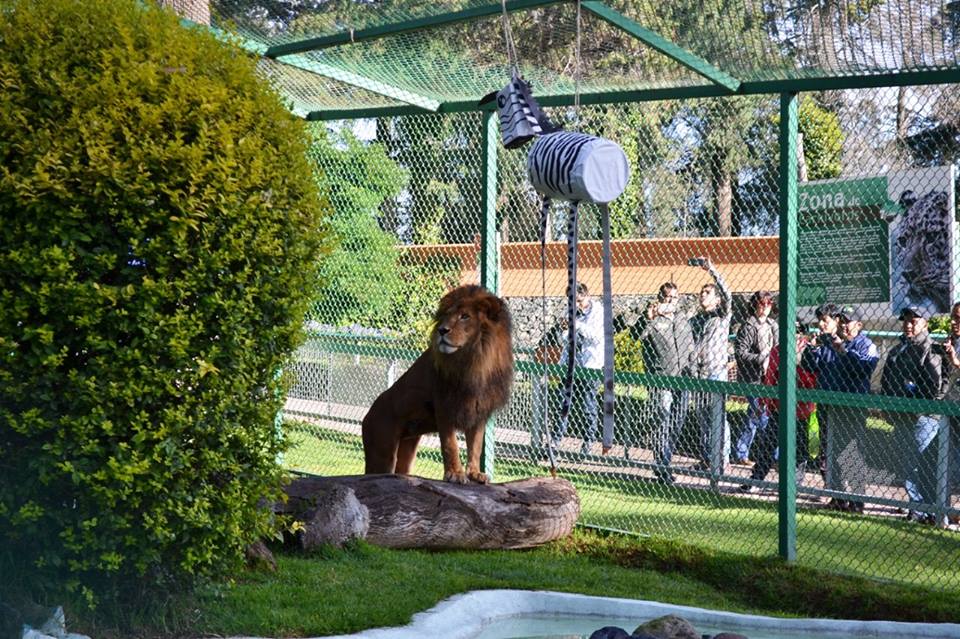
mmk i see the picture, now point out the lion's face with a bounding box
[434,306,479,354]
[430,285,511,359]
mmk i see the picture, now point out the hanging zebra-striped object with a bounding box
[479,72,557,149]
[529,131,630,455]
[527,131,630,204]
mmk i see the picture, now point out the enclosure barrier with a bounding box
[283,91,960,594]
[196,0,960,595]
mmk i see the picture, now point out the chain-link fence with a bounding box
[283,88,960,592]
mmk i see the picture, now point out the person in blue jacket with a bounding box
[802,304,879,512]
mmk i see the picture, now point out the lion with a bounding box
[361,285,513,484]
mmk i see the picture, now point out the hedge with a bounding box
[0,0,327,604]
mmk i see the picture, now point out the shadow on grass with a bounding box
[567,530,960,624]
[283,420,960,597]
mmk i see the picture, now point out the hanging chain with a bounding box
[539,198,557,475]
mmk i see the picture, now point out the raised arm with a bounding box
[704,258,731,318]
[707,262,733,317]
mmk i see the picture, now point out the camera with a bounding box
[932,343,947,356]
[687,257,707,267]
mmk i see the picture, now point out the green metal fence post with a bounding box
[777,91,799,562]
[480,110,499,479]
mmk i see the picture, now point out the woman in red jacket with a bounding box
[739,320,817,493]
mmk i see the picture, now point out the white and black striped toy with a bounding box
[528,131,630,458]
[527,131,629,204]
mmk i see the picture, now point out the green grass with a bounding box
[88,529,959,638]
[285,423,960,594]
[190,536,743,638]
[60,423,960,638]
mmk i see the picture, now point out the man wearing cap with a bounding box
[802,303,879,511]
[880,305,944,524]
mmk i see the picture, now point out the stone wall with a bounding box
[506,293,762,350]
[506,295,655,350]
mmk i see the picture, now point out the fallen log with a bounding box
[280,474,580,550]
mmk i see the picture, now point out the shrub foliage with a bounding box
[0,0,326,602]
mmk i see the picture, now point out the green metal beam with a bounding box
[304,332,960,417]
[200,25,441,112]
[513,359,960,416]
[745,68,960,93]
[305,68,960,120]
[506,67,960,105]
[777,91,799,563]
[306,105,432,121]
[265,0,565,58]
[581,0,741,92]
[280,54,441,112]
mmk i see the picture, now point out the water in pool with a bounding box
[471,613,909,639]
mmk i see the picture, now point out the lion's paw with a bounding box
[467,471,489,484]
[444,470,468,484]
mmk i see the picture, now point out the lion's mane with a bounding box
[362,285,513,483]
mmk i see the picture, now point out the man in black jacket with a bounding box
[632,282,694,484]
[880,305,944,524]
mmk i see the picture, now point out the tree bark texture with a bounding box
[281,474,580,550]
[715,171,733,237]
[159,0,210,25]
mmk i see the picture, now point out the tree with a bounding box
[797,96,844,180]
[734,95,845,234]
[308,127,408,327]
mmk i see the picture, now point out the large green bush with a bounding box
[0,0,326,603]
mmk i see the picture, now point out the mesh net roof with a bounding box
[201,0,960,116]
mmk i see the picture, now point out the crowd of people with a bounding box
[532,261,960,526]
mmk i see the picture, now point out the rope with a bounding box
[573,0,582,130]
[539,198,557,476]
[500,0,520,76]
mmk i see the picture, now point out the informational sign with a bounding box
[798,166,957,319]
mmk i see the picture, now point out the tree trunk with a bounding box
[714,171,733,237]
[797,132,809,183]
[159,0,210,25]
[280,474,580,550]
[896,86,910,146]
